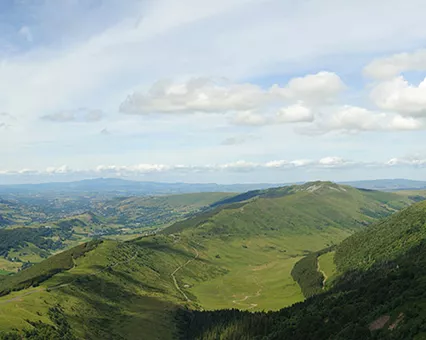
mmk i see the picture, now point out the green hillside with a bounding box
[0,182,420,339]
[0,192,233,274]
[165,182,412,236]
[335,200,426,272]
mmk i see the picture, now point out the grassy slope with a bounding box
[0,236,220,339]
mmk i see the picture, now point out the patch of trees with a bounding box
[0,228,63,257]
[291,251,326,298]
[0,240,102,297]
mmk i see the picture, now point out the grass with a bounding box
[317,251,337,287]
[186,231,350,311]
[0,258,21,272]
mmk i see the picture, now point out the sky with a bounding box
[1,0,426,184]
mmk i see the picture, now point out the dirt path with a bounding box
[170,247,199,302]
[317,258,328,288]
[0,254,138,305]
[232,288,261,309]
[231,276,263,310]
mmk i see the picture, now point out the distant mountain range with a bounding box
[340,178,426,191]
[0,177,425,196]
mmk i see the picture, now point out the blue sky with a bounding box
[1,0,426,184]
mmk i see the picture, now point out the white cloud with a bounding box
[120,78,266,114]
[265,159,313,168]
[0,157,386,177]
[319,156,349,167]
[364,49,426,79]
[218,160,260,172]
[370,76,426,116]
[271,72,345,104]
[301,105,426,134]
[386,157,426,167]
[120,73,344,117]
[46,165,71,174]
[276,102,314,123]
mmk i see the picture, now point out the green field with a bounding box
[186,231,349,311]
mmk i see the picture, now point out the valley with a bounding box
[0,192,233,275]
[0,180,424,339]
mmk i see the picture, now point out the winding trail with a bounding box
[0,254,138,305]
[232,288,262,310]
[170,247,199,302]
[231,277,263,310]
[317,258,328,289]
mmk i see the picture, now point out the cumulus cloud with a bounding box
[364,49,426,79]
[271,72,345,104]
[120,78,266,115]
[299,106,426,134]
[370,76,426,116]
[41,109,104,123]
[276,102,314,123]
[120,73,344,118]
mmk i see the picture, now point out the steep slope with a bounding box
[335,200,426,272]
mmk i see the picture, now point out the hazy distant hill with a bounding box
[0,178,425,196]
[341,178,426,191]
[0,178,284,196]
